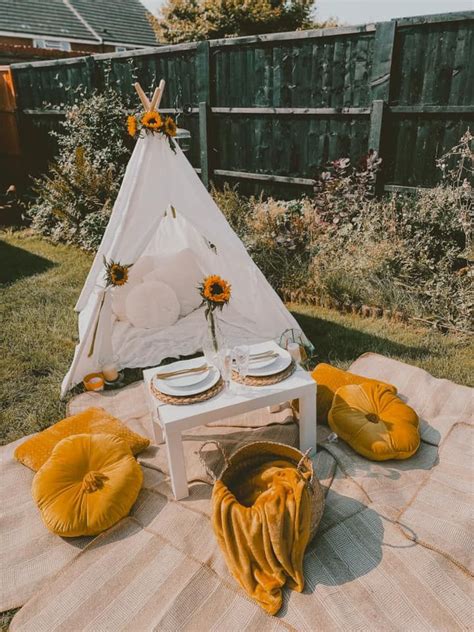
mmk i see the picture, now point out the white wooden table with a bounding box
[143,342,317,500]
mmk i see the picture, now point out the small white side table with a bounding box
[143,342,317,500]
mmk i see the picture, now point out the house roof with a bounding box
[0,0,156,47]
[69,0,157,47]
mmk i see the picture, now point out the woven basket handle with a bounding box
[198,440,230,483]
[297,448,314,486]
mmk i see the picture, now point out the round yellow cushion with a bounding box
[328,383,420,461]
[32,433,143,537]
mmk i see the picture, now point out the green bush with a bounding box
[217,133,473,332]
[29,89,131,250]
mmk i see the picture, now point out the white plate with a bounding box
[154,358,210,388]
[153,361,220,397]
[246,348,292,377]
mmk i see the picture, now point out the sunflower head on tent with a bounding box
[103,257,132,287]
[199,275,232,311]
[127,110,178,150]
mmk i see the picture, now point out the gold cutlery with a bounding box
[156,364,209,380]
[249,351,278,361]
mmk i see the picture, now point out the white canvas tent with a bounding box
[61,82,309,396]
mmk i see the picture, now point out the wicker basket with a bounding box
[199,440,325,540]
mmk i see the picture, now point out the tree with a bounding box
[149,0,320,44]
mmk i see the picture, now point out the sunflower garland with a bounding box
[163,115,177,137]
[198,275,232,353]
[127,115,137,137]
[127,109,177,152]
[88,257,134,357]
[103,257,132,288]
[141,111,162,130]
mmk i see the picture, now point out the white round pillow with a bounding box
[111,284,133,321]
[125,281,180,330]
[143,249,204,317]
[127,255,157,284]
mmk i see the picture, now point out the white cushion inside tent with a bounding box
[127,255,156,284]
[143,248,203,317]
[125,281,180,329]
[111,284,134,321]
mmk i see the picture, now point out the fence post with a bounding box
[84,56,103,93]
[196,41,213,188]
[369,20,396,193]
[199,101,212,188]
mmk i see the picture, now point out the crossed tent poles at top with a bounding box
[133,79,166,112]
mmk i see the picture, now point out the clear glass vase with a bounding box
[205,310,224,355]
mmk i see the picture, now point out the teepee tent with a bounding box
[61,81,309,396]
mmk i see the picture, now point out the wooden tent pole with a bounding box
[133,79,165,111]
[133,82,151,110]
[155,79,166,109]
[149,87,160,111]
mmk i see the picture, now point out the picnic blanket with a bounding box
[1,353,472,631]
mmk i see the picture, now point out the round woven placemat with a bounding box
[150,377,224,405]
[232,360,296,386]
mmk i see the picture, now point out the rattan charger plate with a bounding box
[232,360,296,386]
[150,376,224,405]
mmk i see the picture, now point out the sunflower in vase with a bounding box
[199,275,232,353]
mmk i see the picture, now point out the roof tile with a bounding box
[0,0,156,46]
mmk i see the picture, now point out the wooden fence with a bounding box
[0,66,21,190]
[5,10,474,196]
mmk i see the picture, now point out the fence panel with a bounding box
[4,11,474,195]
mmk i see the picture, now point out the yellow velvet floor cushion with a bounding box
[311,363,397,424]
[32,433,143,537]
[15,407,150,471]
[329,382,420,461]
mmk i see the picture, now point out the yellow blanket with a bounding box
[212,460,312,615]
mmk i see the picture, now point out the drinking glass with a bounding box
[233,345,250,383]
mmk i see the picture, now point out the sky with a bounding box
[141,0,473,25]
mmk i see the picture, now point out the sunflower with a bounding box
[104,257,131,287]
[163,115,177,137]
[141,110,162,130]
[127,115,137,137]
[110,263,129,286]
[201,275,231,305]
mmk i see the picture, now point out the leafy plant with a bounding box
[217,135,473,332]
[28,89,131,250]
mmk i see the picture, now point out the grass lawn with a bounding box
[1,230,472,447]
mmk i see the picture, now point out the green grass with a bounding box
[0,232,93,445]
[1,231,472,447]
[290,303,473,386]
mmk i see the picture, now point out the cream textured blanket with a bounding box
[1,353,472,631]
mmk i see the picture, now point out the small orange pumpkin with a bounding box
[328,382,420,461]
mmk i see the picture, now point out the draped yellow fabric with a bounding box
[212,460,312,615]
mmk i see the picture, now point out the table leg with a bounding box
[153,407,165,445]
[298,386,317,454]
[164,427,189,500]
